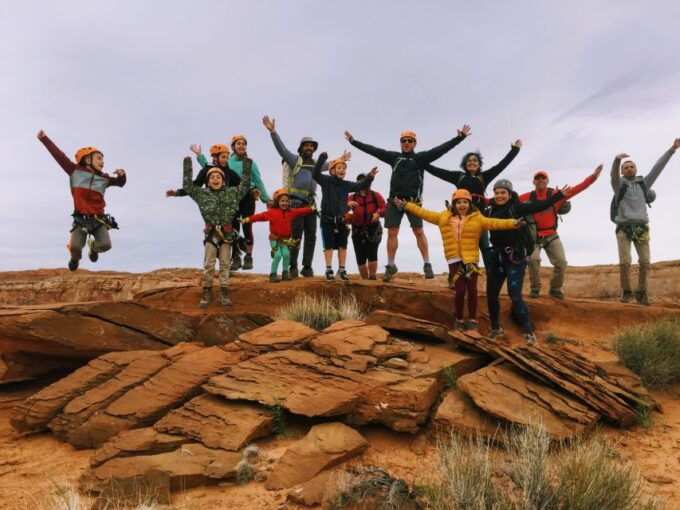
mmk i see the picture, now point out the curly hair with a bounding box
[460,151,483,172]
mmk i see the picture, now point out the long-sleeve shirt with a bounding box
[270,132,330,203]
[227,154,270,202]
[518,172,597,237]
[312,154,373,217]
[245,206,313,239]
[40,135,126,215]
[182,157,252,227]
[426,145,520,209]
[174,155,240,197]
[610,148,675,225]
[347,190,386,227]
[350,134,466,199]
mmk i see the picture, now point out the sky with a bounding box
[1,0,679,274]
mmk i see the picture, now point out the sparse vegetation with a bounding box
[274,292,365,329]
[324,466,419,510]
[636,403,653,429]
[441,367,457,389]
[613,317,680,388]
[265,396,287,438]
[506,424,554,509]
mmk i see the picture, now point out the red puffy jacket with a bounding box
[245,206,313,240]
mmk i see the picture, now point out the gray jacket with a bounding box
[271,132,329,204]
[611,148,675,225]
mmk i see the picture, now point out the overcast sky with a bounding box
[1,0,679,274]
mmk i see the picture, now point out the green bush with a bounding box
[613,317,680,388]
[274,292,365,330]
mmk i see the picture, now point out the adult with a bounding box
[611,138,679,305]
[519,165,602,299]
[262,115,349,278]
[344,125,471,282]
[425,140,523,268]
[228,134,271,270]
[484,179,571,344]
[347,173,387,280]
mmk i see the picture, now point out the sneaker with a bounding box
[454,320,466,331]
[465,320,478,331]
[198,287,213,308]
[87,239,98,263]
[383,264,398,283]
[423,262,435,279]
[231,256,242,270]
[635,291,651,306]
[524,333,537,345]
[68,258,79,272]
[620,290,634,303]
[488,326,505,340]
[282,270,291,281]
[325,269,335,282]
[289,266,299,279]
[529,288,540,298]
[549,289,565,300]
[300,266,314,278]
[242,254,253,270]
[338,269,349,282]
[269,273,281,283]
[218,286,232,306]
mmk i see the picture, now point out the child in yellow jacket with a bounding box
[394,189,520,330]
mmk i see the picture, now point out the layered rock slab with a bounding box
[153,394,274,451]
[196,312,272,346]
[366,310,451,342]
[237,320,318,352]
[91,427,191,467]
[433,388,505,439]
[309,324,389,372]
[265,422,368,490]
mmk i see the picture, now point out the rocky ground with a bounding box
[0,264,679,509]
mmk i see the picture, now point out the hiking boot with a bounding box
[87,239,98,263]
[635,291,651,306]
[218,286,232,306]
[368,275,377,280]
[242,254,253,270]
[620,290,634,303]
[269,273,281,283]
[465,320,478,331]
[68,258,79,272]
[231,256,242,270]
[281,270,291,281]
[198,287,213,308]
[524,333,537,345]
[289,266,299,279]
[454,320,466,331]
[423,262,435,279]
[300,266,314,278]
[383,264,398,282]
[549,289,565,300]
[338,269,350,282]
[529,288,540,298]
[325,269,335,282]
[488,326,505,340]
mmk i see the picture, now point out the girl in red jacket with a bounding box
[242,189,314,282]
[347,173,386,279]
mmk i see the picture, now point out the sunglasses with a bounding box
[400,138,415,144]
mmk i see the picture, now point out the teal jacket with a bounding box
[196,153,270,203]
[183,157,252,227]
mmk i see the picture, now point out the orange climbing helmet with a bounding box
[75,146,102,164]
[400,131,417,142]
[272,188,290,202]
[451,189,472,202]
[209,144,230,157]
[206,167,225,180]
[231,134,247,148]
[328,158,346,173]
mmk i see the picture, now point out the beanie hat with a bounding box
[493,179,513,193]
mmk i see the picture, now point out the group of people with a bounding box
[36,124,679,344]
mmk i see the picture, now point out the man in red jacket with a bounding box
[519,165,602,299]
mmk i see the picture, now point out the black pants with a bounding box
[290,203,317,269]
[231,192,256,261]
[352,228,380,265]
[486,251,532,334]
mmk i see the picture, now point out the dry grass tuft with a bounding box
[274,292,365,329]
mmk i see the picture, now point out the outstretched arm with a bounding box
[345,131,397,165]
[249,162,271,202]
[242,210,272,224]
[312,152,330,184]
[107,170,126,188]
[415,124,471,165]
[481,141,522,185]
[235,159,253,199]
[400,200,444,225]
[346,167,378,192]
[555,164,602,207]
[515,187,569,215]
[481,215,520,231]
[37,130,77,175]
[264,117,298,169]
[182,157,199,197]
[644,138,679,188]
[424,164,465,185]
[610,153,627,192]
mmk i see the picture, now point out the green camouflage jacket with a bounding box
[183,157,252,228]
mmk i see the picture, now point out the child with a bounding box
[37,129,126,271]
[347,174,386,280]
[394,189,520,331]
[242,189,314,282]
[181,156,252,308]
[312,152,378,282]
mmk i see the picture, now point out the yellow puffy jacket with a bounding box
[404,203,518,263]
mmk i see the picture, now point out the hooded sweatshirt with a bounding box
[312,153,374,217]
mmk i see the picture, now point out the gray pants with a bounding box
[529,235,567,292]
[69,225,111,261]
[289,209,317,269]
[204,242,232,288]
[616,229,650,292]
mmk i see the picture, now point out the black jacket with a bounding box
[350,134,466,200]
[312,153,373,218]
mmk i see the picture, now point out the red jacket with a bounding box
[347,190,386,227]
[519,173,596,237]
[40,136,126,215]
[245,206,313,239]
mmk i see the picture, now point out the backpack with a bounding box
[529,188,570,238]
[508,204,536,257]
[610,178,651,223]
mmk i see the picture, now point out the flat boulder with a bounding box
[265,422,368,490]
[237,320,318,351]
[309,325,388,372]
[196,312,272,346]
[365,310,451,342]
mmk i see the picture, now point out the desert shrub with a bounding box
[274,292,365,330]
[613,317,680,388]
[506,424,554,509]
[265,396,287,438]
[441,367,457,389]
[324,466,419,510]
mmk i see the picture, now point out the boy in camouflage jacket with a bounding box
[182,156,252,307]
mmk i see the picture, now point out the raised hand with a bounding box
[37,129,46,140]
[344,131,354,142]
[615,153,630,160]
[672,138,680,150]
[189,144,202,155]
[514,219,526,227]
[559,184,573,197]
[113,169,126,177]
[166,190,177,197]
[512,139,523,148]
[341,149,352,161]
[262,116,276,133]
[592,164,603,179]
[368,166,378,177]
[319,151,328,159]
[458,124,471,137]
